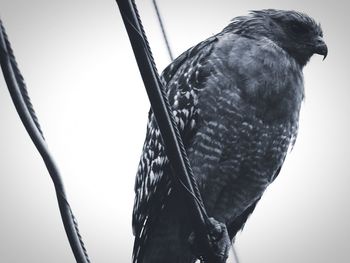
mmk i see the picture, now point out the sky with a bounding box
[0,0,349,262]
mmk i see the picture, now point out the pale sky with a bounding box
[0,0,349,262]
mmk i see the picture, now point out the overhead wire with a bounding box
[0,18,90,263]
[115,0,226,262]
[117,0,209,220]
[152,0,174,61]
[116,0,242,262]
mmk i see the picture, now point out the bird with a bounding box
[132,9,327,263]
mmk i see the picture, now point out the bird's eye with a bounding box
[289,23,308,35]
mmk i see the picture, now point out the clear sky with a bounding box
[0,0,349,262]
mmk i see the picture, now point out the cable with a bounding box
[116,0,208,220]
[152,0,174,61]
[115,1,232,262]
[122,13,207,217]
[0,18,90,263]
[231,246,240,263]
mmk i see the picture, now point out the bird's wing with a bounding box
[132,35,219,262]
[227,165,283,240]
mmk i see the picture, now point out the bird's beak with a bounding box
[314,36,328,60]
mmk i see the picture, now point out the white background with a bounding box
[0,0,349,262]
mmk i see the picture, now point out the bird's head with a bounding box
[226,9,327,66]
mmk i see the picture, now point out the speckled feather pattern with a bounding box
[132,11,312,263]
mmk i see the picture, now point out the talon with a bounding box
[188,217,231,262]
[208,217,225,241]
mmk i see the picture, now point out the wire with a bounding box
[118,0,208,219]
[122,14,208,217]
[0,18,90,263]
[116,0,224,261]
[152,0,174,61]
[231,246,240,263]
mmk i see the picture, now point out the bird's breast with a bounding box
[200,116,296,221]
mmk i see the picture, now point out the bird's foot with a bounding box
[188,217,231,263]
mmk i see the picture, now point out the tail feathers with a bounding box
[134,191,196,263]
[142,232,195,263]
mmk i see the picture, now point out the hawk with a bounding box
[132,9,327,263]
